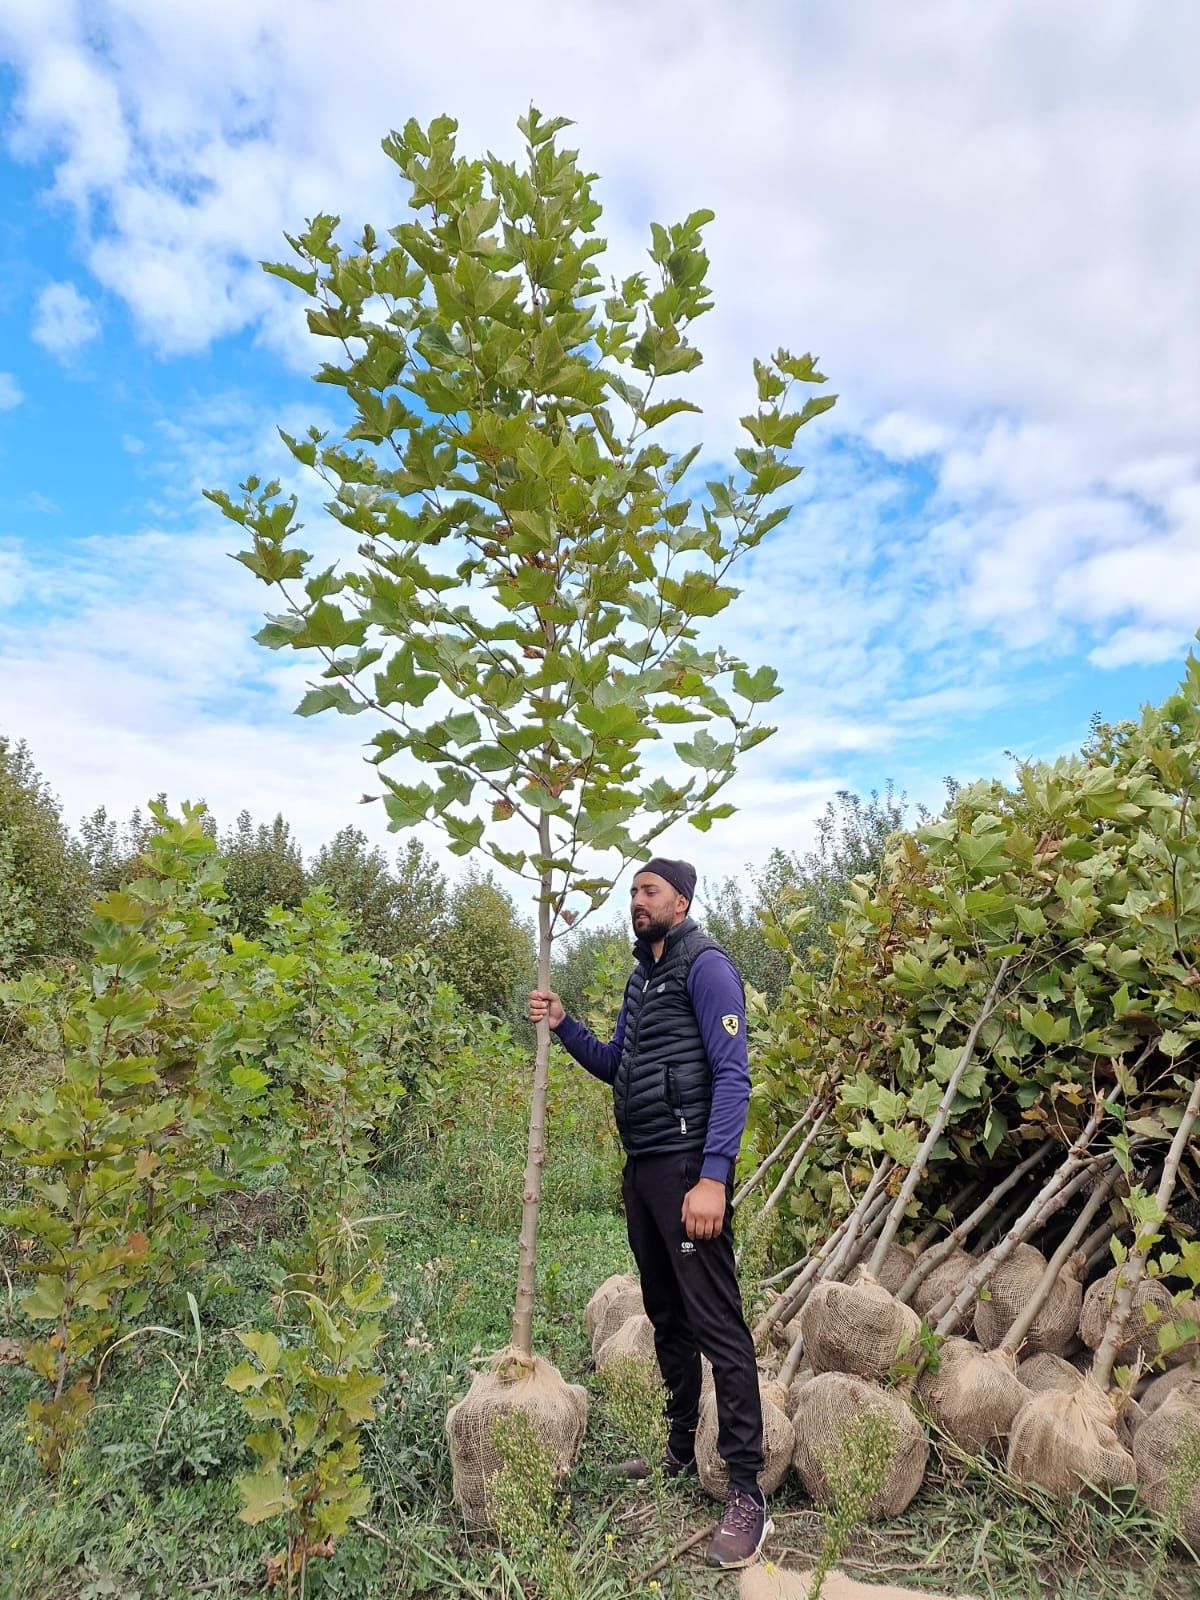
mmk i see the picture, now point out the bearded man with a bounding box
[528,857,770,1569]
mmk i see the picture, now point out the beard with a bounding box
[632,908,674,944]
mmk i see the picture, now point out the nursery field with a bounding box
[3,1045,1198,1600]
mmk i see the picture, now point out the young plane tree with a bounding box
[209,108,834,1500]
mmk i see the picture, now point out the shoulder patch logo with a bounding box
[721,1013,740,1037]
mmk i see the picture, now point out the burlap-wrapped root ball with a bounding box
[801,1278,923,1383]
[696,1378,795,1500]
[595,1311,657,1372]
[446,1350,587,1524]
[584,1273,638,1346]
[1017,1352,1084,1396]
[1079,1267,1175,1367]
[1141,1363,1200,1419]
[848,1242,918,1297]
[973,1244,1080,1356]
[1006,1380,1136,1497]
[793,1372,929,1516]
[740,1565,982,1600]
[1134,1388,1200,1546]
[786,1368,816,1418]
[911,1248,976,1327]
[917,1338,1027,1454]
[590,1281,644,1362]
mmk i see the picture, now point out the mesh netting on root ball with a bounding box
[801,1278,923,1383]
[1133,1389,1200,1546]
[849,1242,917,1296]
[1006,1379,1136,1497]
[1141,1363,1200,1418]
[1017,1352,1084,1396]
[739,1564,982,1600]
[786,1368,816,1418]
[589,1282,644,1361]
[696,1378,794,1500]
[1079,1266,1176,1366]
[595,1311,657,1372]
[916,1337,1027,1454]
[973,1243,1080,1356]
[446,1350,588,1525]
[793,1371,929,1516]
[911,1248,976,1323]
[584,1273,638,1345]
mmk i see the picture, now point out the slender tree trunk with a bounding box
[866,955,1012,1279]
[999,1159,1123,1357]
[931,1136,1105,1335]
[733,1101,818,1211]
[1093,1077,1200,1391]
[510,816,554,1361]
[909,1175,983,1255]
[740,1105,830,1234]
[895,1140,1052,1304]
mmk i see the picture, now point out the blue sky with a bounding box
[1,2,1197,892]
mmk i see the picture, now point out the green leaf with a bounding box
[732,665,782,703]
[296,683,365,717]
[22,1275,66,1321]
[237,1330,282,1373]
[236,1467,295,1525]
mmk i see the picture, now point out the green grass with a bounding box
[3,1070,1199,1600]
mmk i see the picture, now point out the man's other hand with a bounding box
[528,990,565,1030]
[682,1178,726,1241]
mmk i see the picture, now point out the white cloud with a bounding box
[0,373,23,410]
[1,0,1199,887]
[31,280,101,357]
[1089,625,1194,670]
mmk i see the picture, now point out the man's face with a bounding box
[630,871,687,942]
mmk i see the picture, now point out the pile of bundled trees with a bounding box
[594,653,1200,1542]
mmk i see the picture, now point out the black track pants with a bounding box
[622,1151,764,1490]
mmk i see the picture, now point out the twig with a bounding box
[634,1520,717,1581]
[1093,1076,1200,1391]
[355,1518,397,1548]
[733,1103,818,1210]
[866,954,1013,1279]
[742,1106,831,1235]
[94,1323,187,1387]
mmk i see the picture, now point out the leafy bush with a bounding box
[0,736,87,971]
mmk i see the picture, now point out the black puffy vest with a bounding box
[612,917,729,1156]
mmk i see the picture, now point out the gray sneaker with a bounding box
[705,1486,773,1568]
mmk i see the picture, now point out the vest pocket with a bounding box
[663,1064,687,1136]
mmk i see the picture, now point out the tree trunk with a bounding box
[1092,1077,1200,1391]
[509,817,554,1360]
[866,955,1012,1279]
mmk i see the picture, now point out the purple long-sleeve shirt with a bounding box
[554,947,750,1185]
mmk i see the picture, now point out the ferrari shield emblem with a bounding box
[721,1013,740,1037]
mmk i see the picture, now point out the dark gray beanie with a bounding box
[639,857,697,907]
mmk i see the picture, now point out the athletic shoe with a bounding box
[705,1485,773,1568]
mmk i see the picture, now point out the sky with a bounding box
[0,0,1198,906]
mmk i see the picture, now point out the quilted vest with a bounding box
[612,917,727,1156]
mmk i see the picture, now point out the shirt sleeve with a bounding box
[553,1001,626,1086]
[687,948,750,1184]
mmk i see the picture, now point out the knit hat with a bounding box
[638,857,697,907]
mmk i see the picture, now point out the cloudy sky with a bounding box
[0,0,1197,899]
